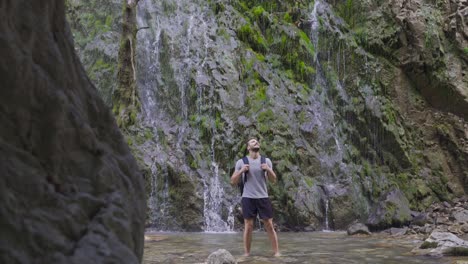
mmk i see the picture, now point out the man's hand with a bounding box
[261,163,271,172]
[241,165,249,173]
[261,163,277,183]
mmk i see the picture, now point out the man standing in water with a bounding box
[231,138,280,257]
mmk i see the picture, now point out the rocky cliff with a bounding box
[0,0,145,263]
[67,0,467,231]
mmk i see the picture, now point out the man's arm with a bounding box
[261,159,277,183]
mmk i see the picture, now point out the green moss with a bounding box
[254,85,267,101]
[336,0,359,28]
[444,247,468,256]
[237,23,268,53]
[211,2,225,14]
[304,177,314,187]
[298,31,314,55]
[284,12,292,23]
[162,0,177,14]
[144,129,154,140]
[255,52,265,61]
[252,6,266,18]
[464,47,468,55]
[215,112,224,130]
[420,241,438,249]
[257,109,275,123]
[126,136,134,146]
[157,128,167,146]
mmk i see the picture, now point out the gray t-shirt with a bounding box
[235,156,272,198]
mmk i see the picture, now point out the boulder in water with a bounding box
[206,249,237,264]
[347,223,371,236]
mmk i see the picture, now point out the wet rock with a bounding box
[389,227,408,236]
[347,223,371,236]
[367,190,411,230]
[412,231,468,256]
[206,249,237,264]
[452,210,468,223]
[411,212,431,226]
[0,1,145,263]
[436,216,450,225]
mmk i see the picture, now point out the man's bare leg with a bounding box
[263,218,280,256]
[243,218,254,256]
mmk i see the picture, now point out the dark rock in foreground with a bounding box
[0,0,145,263]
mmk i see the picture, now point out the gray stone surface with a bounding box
[0,1,145,263]
[206,249,237,264]
[347,223,371,236]
[412,231,468,256]
[367,190,412,230]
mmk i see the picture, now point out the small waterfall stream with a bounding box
[307,0,353,230]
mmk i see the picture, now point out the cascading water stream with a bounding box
[307,0,353,230]
[148,157,170,230]
[136,0,237,232]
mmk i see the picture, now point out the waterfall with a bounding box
[202,121,234,232]
[324,198,330,231]
[203,161,234,232]
[136,0,235,232]
[308,0,346,170]
[307,0,353,231]
[147,157,170,230]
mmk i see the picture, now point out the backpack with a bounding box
[238,156,267,195]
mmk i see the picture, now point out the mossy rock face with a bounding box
[65,0,122,106]
[366,189,412,231]
[69,0,467,231]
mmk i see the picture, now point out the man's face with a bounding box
[248,139,260,152]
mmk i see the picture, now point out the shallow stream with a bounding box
[143,231,466,263]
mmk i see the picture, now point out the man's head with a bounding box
[246,138,260,153]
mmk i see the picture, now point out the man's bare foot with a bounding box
[243,253,250,257]
[273,252,281,257]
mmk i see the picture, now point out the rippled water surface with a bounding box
[143,231,465,263]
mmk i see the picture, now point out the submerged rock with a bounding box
[206,249,237,264]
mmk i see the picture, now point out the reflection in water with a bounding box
[143,231,460,263]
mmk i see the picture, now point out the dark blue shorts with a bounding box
[241,197,273,220]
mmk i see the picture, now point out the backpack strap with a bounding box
[261,156,267,180]
[241,156,249,184]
